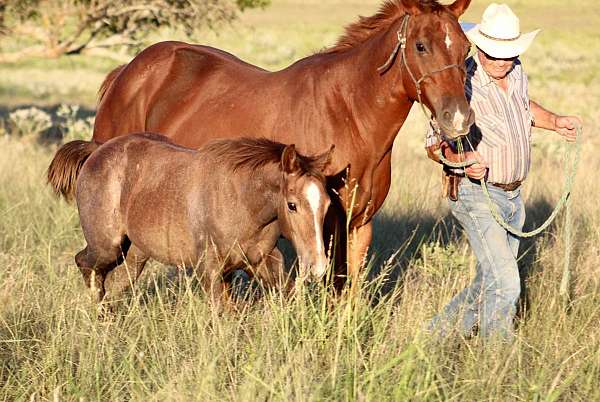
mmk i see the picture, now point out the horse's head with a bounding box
[277,144,334,281]
[385,0,474,139]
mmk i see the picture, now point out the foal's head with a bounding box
[277,144,334,281]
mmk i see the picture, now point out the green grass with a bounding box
[1,0,600,400]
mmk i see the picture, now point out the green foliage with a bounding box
[236,0,271,11]
[55,104,94,142]
[0,0,271,61]
[7,107,52,138]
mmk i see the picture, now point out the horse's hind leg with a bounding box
[75,246,120,303]
[103,244,149,303]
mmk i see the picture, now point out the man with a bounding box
[425,3,581,340]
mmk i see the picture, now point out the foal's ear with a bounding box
[281,144,299,174]
[448,0,471,18]
[312,144,335,173]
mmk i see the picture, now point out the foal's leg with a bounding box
[75,246,120,303]
[103,244,149,303]
[253,248,292,295]
[197,254,229,312]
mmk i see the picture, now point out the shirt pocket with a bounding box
[475,113,508,148]
[521,96,534,128]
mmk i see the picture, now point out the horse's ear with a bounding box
[312,144,335,173]
[400,0,422,15]
[448,0,471,18]
[281,144,299,174]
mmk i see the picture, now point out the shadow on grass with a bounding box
[365,194,558,317]
[517,195,559,321]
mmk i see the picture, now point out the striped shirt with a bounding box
[426,55,534,184]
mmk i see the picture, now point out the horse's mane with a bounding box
[201,137,326,180]
[324,0,444,54]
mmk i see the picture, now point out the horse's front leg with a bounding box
[347,221,373,292]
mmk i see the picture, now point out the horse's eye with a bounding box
[287,202,297,212]
[416,42,427,53]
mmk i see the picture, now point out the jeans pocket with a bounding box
[506,189,521,200]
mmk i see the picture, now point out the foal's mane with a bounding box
[324,0,444,54]
[201,138,326,180]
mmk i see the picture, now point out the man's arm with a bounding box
[530,100,582,142]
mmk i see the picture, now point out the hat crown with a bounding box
[479,3,521,40]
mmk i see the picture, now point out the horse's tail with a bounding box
[47,140,99,201]
[98,64,126,103]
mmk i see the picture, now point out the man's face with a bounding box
[477,48,516,80]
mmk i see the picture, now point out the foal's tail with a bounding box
[47,140,99,201]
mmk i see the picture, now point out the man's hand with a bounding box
[464,152,488,180]
[555,115,582,142]
[440,142,488,179]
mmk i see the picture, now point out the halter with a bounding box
[377,14,467,138]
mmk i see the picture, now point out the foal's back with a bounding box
[77,133,227,265]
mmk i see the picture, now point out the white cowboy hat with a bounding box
[465,3,540,58]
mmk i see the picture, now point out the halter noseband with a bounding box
[377,14,467,137]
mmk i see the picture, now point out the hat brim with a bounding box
[465,26,540,58]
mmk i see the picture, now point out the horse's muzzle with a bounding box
[438,106,475,139]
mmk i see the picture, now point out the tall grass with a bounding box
[1,0,599,400]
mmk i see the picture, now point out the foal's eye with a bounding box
[287,202,297,212]
[416,42,427,53]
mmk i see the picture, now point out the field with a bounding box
[1,0,599,400]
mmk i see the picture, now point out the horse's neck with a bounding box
[312,27,414,154]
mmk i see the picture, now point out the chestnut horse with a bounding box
[75,133,333,307]
[48,0,474,289]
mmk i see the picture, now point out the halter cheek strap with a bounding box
[377,15,410,74]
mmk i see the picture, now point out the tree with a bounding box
[0,0,270,62]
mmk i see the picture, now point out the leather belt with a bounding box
[468,178,522,191]
[489,181,522,191]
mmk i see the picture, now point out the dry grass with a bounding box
[1,0,599,400]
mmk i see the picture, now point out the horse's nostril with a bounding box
[443,111,452,122]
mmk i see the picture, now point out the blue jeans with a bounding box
[428,179,525,340]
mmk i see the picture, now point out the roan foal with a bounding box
[74,133,333,308]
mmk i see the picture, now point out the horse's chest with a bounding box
[331,155,392,225]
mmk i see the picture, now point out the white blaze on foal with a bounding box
[304,181,327,277]
[305,181,323,252]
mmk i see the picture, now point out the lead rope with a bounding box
[435,125,582,238]
[436,126,582,302]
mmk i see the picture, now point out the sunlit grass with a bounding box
[1,0,600,400]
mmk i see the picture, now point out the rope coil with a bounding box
[435,125,582,238]
[436,126,582,301]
